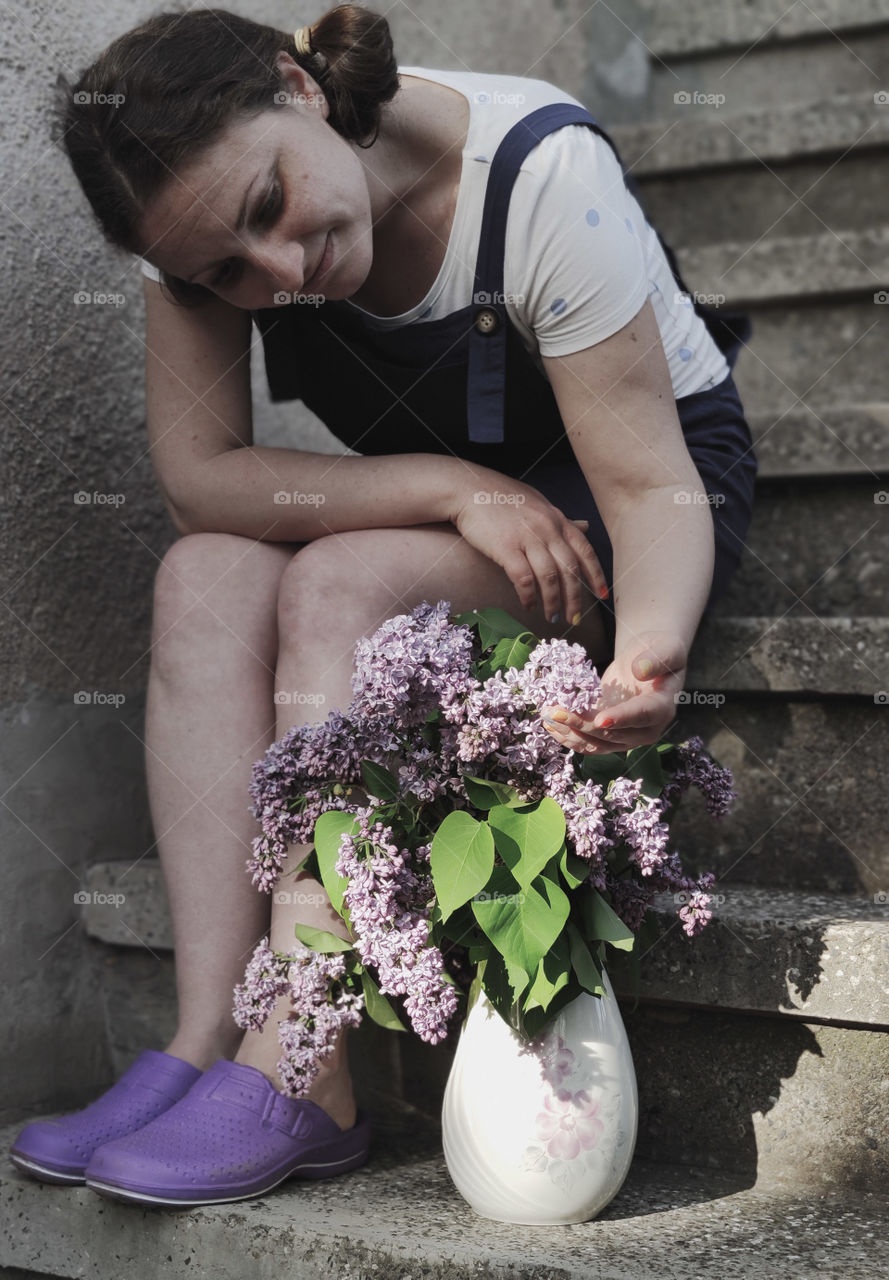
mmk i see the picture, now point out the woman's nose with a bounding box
[248,239,311,293]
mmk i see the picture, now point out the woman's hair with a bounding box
[53,5,400,306]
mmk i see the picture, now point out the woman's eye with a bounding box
[209,184,282,288]
[257,184,282,226]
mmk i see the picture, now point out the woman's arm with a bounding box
[144,276,474,539]
[541,296,715,660]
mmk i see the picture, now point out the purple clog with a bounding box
[9,1049,203,1184]
[84,1058,371,1206]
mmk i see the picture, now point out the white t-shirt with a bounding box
[139,65,729,399]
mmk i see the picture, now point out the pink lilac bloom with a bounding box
[335,807,458,1044]
[677,889,715,936]
[232,936,364,1098]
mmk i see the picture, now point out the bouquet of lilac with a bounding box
[235,602,734,1096]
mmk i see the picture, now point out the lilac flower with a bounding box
[232,937,291,1032]
[335,807,458,1044]
[232,937,364,1097]
[677,889,715,937]
[350,599,477,732]
[243,598,733,1081]
[661,734,736,818]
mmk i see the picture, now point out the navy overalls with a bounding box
[250,102,758,654]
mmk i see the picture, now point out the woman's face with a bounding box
[137,54,376,309]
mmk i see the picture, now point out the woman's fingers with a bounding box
[522,539,566,623]
[562,521,610,603]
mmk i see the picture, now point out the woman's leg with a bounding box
[235,521,611,1124]
[146,532,298,1070]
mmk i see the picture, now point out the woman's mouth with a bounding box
[303,231,334,292]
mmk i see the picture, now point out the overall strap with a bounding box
[467,102,607,445]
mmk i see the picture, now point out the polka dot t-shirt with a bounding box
[138,64,729,399]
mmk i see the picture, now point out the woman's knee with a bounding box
[275,532,392,643]
[152,532,294,666]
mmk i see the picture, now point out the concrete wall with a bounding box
[0,0,650,1118]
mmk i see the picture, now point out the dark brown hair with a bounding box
[53,5,400,306]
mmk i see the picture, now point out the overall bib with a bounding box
[251,102,758,653]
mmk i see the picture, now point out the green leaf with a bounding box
[559,842,591,890]
[360,971,407,1031]
[312,810,358,917]
[517,979,581,1040]
[578,752,627,784]
[466,606,536,651]
[524,935,571,1013]
[359,759,400,802]
[291,923,354,954]
[625,744,668,800]
[581,888,636,951]
[472,866,570,976]
[479,948,529,1023]
[429,811,495,922]
[462,775,526,810]
[567,922,606,995]
[485,632,535,675]
[488,798,566,889]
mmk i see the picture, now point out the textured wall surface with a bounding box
[0,1,645,1116]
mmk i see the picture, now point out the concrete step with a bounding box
[612,92,889,178]
[749,404,889,479]
[729,298,885,418]
[83,865,889,1027]
[687,615,889,695]
[3,1120,888,1280]
[648,26,889,116]
[640,0,889,58]
[640,150,887,255]
[675,225,888,307]
[718,475,889,616]
[608,885,889,1027]
[618,1005,889,1194]
[665,696,888,895]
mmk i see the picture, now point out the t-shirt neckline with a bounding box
[342,66,476,327]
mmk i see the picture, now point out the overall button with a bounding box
[474,306,500,335]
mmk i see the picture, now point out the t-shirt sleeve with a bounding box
[139,257,162,283]
[506,125,649,358]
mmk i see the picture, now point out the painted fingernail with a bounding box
[550,709,569,722]
[571,611,581,626]
[550,613,560,624]
[598,717,615,728]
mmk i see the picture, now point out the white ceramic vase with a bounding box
[441,970,638,1225]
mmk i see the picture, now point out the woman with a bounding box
[9,6,757,1207]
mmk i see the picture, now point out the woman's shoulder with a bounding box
[398,64,588,113]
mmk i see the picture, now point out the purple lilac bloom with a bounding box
[245,599,731,1084]
[335,807,458,1044]
[350,599,477,732]
[232,936,364,1097]
[661,734,737,818]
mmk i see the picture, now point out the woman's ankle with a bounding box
[164,1025,244,1072]
[234,1032,357,1131]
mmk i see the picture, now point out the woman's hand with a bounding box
[447,469,610,624]
[541,630,688,753]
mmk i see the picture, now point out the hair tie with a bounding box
[294,24,328,71]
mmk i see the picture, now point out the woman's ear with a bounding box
[273,51,328,119]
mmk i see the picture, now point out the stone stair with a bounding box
[4,4,888,1277]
